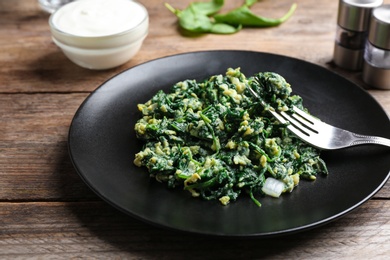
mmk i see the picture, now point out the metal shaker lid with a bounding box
[368,5,390,50]
[338,0,383,31]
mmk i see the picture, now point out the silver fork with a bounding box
[247,87,390,150]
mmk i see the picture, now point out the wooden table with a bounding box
[1,0,390,258]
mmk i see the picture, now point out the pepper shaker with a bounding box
[363,5,390,89]
[334,0,383,71]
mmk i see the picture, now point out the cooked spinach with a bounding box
[134,68,328,206]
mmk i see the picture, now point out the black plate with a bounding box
[68,50,390,237]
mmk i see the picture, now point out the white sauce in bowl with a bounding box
[52,0,147,37]
[49,0,148,69]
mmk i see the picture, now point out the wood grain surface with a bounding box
[1,0,390,258]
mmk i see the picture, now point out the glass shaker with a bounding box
[38,0,74,13]
[334,0,383,71]
[363,5,390,89]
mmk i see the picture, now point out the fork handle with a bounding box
[351,133,390,148]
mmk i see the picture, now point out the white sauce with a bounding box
[52,0,147,37]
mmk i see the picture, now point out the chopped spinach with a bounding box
[134,68,328,206]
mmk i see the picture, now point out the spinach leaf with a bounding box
[165,0,224,17]
[214,3,297,27]
[189,0,224,15]
[211,23,242,34]
[165,0,297,35]
[180,4,214,33]
[165,0,240,34]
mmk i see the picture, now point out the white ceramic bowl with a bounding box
[49,0,148,70]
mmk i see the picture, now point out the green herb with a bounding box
[214,2,297,27]
[165,0,297,35]
[165,0,241,34]
[134,68,328,206]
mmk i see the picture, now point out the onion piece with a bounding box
[262,178,285,198]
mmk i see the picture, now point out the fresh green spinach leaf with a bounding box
[211,23,242,34]
[214,3,297,27]
[166,0,297,35]
[190,0,224,15]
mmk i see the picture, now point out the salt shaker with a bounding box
[363,5,390,89]
[334,0,383,71]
